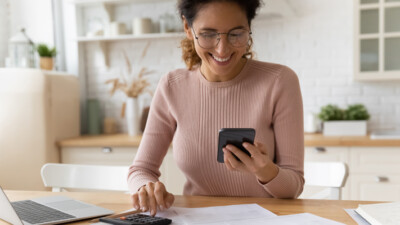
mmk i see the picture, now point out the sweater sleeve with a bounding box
[127,74,176,193]
[261,66,305,198]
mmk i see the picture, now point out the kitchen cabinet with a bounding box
[301,147,351,200]
[302,146,400,201]
[60,146,186,195]
[59,134,400,200]
[354,0,400,80]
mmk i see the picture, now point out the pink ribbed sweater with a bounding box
[128,59,304,198]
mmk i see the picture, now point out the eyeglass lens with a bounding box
[194,28,251,49]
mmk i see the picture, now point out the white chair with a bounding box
[41,163,130,192]
[302,162,349,200]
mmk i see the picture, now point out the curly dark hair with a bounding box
[178,0,262,70]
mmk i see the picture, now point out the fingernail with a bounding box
[160,205,164,211]
[134,205,139,210]
[166,202,171,208]
[141,207,146,212]
[243,142,249,147]
[151,210,154,216]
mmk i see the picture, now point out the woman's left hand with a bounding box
[223,142,279,183]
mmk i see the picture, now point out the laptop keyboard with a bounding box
[11,200,75,224]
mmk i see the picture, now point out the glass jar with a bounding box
[8,28,35,68]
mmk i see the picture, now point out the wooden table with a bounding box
[5,190,376,225]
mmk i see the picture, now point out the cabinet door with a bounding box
[61,146,184,194]
[303,147,350,200]
[350,147,400,173]
[305,147,349,163]
[350,174,400,201]
[354,0,400,80]
[61,147,137,165]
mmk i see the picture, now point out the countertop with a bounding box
[58,133,400,148]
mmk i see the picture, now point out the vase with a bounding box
[126,97,141,136]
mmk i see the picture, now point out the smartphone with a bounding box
[217,128,256,163]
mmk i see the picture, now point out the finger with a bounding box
[226,144,252,165]
[154,182,167,210]
[224,147,246,170]
[145,182,158,216]
[164,192,175,209]
[131,193,140,210]
[242,142,264,157]
[223,148,235,171]
[138,186,148,212]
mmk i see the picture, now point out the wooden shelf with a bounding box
[76,32,185,43]
[70,0,175,6]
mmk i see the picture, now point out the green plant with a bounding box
[36,44,56,57]
[318,104,344,121]
[344,104,370,120]
[318,104,370,121]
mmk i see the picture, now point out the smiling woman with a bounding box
[128,0,305,217]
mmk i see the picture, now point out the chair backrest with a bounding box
[303,162,349,200]
[41,163,129,192]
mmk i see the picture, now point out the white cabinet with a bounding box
[349,147,400,201]
[354,0,400,80]
[60,146,185,195]
[303,147,351,200]
[304,146,400,201]
[350,174,400,201]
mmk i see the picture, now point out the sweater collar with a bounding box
[195,59,252,88]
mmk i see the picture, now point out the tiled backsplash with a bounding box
[86,0,400,133]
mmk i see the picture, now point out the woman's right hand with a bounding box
[131,181,175,216]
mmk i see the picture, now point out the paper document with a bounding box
[153,204,277,225]
[92,204,345,225]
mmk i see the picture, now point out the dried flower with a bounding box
[105,42,154,98]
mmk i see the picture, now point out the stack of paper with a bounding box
[95,204,346,225]
[355,202,400,225]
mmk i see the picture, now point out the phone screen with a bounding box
[217,128,255,163]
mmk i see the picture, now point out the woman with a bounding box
[128,0,304,216]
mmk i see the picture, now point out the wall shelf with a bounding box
[76,32,185,42]
[76,32,184,67]
[70,0,175,6]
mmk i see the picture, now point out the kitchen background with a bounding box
[1,0,400,133]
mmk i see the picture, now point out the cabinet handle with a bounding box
[314,147,326,153]
[102,147,113,153]
[375,176,389,183]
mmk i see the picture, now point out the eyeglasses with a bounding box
[192,27,252,49]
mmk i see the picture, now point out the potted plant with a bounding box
[36,43,56,70]
[318,104,370,136]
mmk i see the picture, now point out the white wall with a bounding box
[9,0,54,45]
[79,0,400,133]
[0,0,54,67]
[252,0,400,131]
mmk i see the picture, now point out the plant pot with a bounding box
[323,121,367,136]
[40,57,53,70]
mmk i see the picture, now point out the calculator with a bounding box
[99,213,172,225]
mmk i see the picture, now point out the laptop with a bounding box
[0,187,113,225]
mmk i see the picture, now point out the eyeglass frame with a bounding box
[191,27,252,49]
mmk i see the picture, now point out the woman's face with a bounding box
[184,2,250,82]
